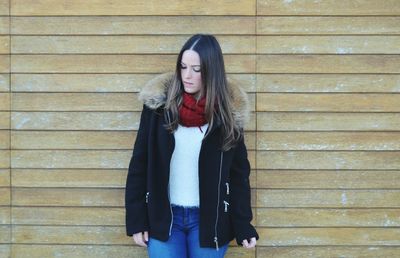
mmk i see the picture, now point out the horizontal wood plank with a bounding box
[12,225,129,244]
[256,74,400,93]
[0,188,9,205]
[0,169,9,187]
[257,55,400,74]
[11,35,255,54]
[0,150,9,168]
[0,207,9,224]
[12,93,255,111]
[0,36,9,54]
[11,16,255,35]
[11,150,130,169]
[0,245,10,257]
[257,227,400,246]
[0,93,9,110]
[0,0,9,15]
[11,131,255,150]
[257,170,400,189]
[257,208,400,227]
[257,112,400,131]
[11,112,256,131]
[12,244,253,258]
[0,226,10,243]
[12,54,255,73]
[0,74,9,92]
[257,189,400,208]
[0,55,9,73]
[12,207,124,225]
[12,244,147,258]
[11,73,256,93]
[257,93,400,112]
[0,112,10,129]
[256,132,400,151]
[257,17,400,35]
[12,169,127,188]
[257,151,400,170]
[257,36,400,54]
[257,246,400,258]
[11,131,137,149]
[12,188,124,207]
[12,93,141,111]
[11,112,139,130]
[11,0,255,16]
[257,0,400,15]
[11,150,255,169]
[0,17,8,35]
[0,131,8,149]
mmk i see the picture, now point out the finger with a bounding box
[248,237,256,248]
[133,234,147,247]
[144,231,149,242]
[242,239,249,248]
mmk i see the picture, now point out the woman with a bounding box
[125,34,259,258]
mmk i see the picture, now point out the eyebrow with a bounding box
[181,62,200,67]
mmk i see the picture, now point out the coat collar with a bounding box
[138,72,250,129]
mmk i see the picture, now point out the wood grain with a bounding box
[12,35,255,54]
[257,17,400,35]
[257,93,400,112]
[0,169,9,187]
[256,74,400,93]
[257,189,400,208]
[257,36,400,54]
[0,36,9,54]
[0,74,9,92]
[256,132,400,151]
[257,55,400,74]
[257,0,400,15]
[257,151,400,170]
[11,16,255,35]
[11,0,255,16]
[257,170,400,189]
[12,188,124,207]
[257,208,400,227]
[257,228,400,246]
[12,54,255,73]
[257,246,400,258]
[257,112,400,131]
[0,131,8,149]
[11,73,256,93]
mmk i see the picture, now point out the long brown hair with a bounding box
[164,34,243,151]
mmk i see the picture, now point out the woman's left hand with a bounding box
[242,237,257,248]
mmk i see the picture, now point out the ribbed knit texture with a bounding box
[169,123,209,207]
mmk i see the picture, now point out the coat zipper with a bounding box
[168,181,173,236]
[214,151,223,250]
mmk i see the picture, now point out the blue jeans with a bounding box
[147,205,229,258]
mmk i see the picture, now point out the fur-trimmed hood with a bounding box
[138,72,250,128]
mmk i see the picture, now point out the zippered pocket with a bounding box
[145,191,150,203]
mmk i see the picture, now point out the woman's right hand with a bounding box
[132,231,149,247]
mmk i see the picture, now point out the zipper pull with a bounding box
[145,192,149,203]
[214,236,219,250]
[223,200,229,212]
[226,182,229,195]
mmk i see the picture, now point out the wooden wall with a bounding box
[0,0,399,257]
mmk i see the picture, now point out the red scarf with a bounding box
[179,92,207,127]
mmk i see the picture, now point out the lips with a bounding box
[184,81,193,85]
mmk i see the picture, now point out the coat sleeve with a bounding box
[125,104,151,236]
[229,135,259,245]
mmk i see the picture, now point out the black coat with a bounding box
[125,72,259,249]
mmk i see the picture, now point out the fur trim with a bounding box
[138,72,250,128]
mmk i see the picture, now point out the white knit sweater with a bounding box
[169,123,209,207]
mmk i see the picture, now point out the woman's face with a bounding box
[180,50,203,98]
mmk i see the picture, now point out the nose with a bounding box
[183,67,192,79]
